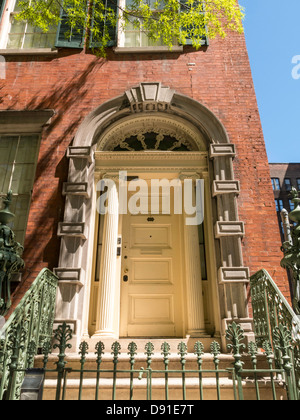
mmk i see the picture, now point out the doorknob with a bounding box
[123,268,129,282]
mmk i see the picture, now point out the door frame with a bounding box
[119,178,185,338]
[88,151,219,339]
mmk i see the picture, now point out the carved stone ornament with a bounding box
[125,82,175,113]
[97,114,206,152]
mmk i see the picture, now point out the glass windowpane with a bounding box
[275,199,284,212]
[271,178,280,191]
[0,164,13,193]
[0,136,18,163]
[7,33,24,49]
[11,164,35,194]
[0,135,39,244]
[124,31,140,47]
[9,195,31,244]
[284,178,292,191]
[15,135,39,164]
[9,19,26,34]
[7,4,57,49]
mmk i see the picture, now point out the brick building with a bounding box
[0,0,290,351]
[270,163,300,241]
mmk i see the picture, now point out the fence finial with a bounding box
[226,322,246,371]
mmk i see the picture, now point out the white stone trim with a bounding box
[215,221,245,238]
[62,182,90,198]
[218,267,250,284]
[57,222,87,239]
[212,180,240,196]
[67,146,92,161]
[53,268,84,288]
[209,144,236,158]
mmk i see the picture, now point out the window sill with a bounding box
[113,46,184,54]
[0,48,58,56]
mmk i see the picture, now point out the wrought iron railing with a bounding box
[250,269,300,346]
[9,320,299,401]
[0,268,58,400]
[2,268,300,400]
[250,268,300,398]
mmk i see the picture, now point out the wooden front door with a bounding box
[120,189,184,337]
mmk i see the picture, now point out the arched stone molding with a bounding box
[96,114,207,152]
[70,82,230,151]
[54,82,253,350]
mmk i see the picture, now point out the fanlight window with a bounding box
[112,131,193,152]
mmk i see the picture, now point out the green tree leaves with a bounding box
[14,0,244,55]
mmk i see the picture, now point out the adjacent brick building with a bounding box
[270,163,300,241]
[0,0,290,349]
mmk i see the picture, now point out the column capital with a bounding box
[95,171,123,187]
[102,172,122,182]
[179,172,202,181]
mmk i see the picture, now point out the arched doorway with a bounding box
[88,113,211,338]
[54,83,251,350]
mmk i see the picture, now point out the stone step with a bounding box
[35,345,286,400]
[41,376,287,401]
[35,353,233,378]
[35,352,269,380]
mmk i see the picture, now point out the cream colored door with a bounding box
[120,205,184,337]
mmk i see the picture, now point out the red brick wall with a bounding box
[0,30,290,310]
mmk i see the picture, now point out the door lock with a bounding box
[123,268,129,282]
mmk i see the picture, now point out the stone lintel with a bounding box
[0,110,55,133]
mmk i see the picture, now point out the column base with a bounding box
[92,330,117,339]
[186,329,210,338]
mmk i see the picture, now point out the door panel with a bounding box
[131,259,172,284]
[130,224,172,249]
[128,294,175,336]
[120,200,184,337]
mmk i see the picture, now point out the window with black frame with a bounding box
[271,178,280,191]
[275,199,284,212]
[284,178,292,191]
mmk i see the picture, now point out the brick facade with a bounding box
[0,29,290,311]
